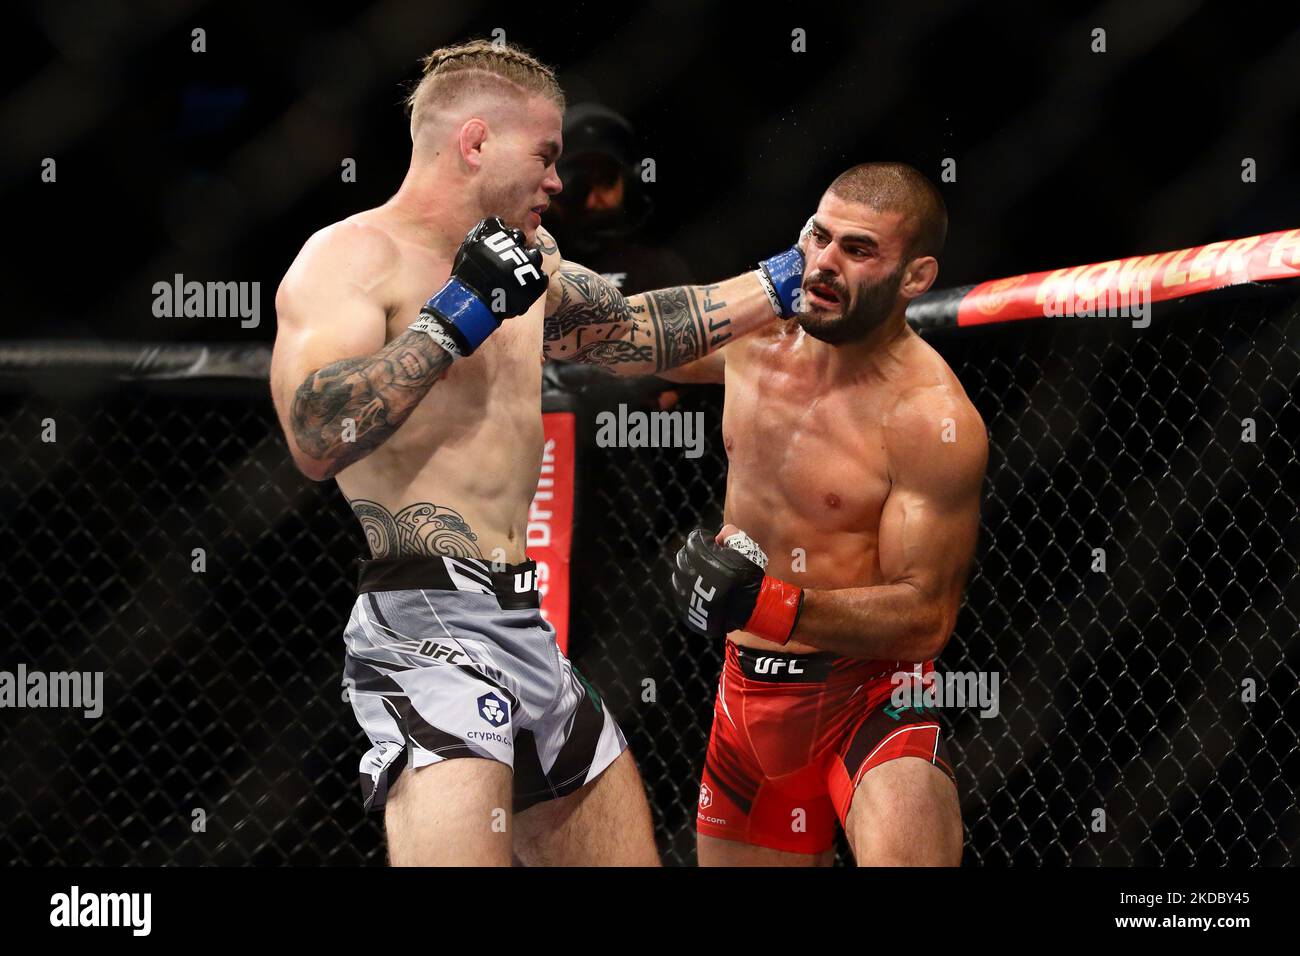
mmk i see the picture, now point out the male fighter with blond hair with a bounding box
[271,40,805,866]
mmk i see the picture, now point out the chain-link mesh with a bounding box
[2,282,1297,866]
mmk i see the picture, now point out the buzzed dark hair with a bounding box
[827,162,947,261]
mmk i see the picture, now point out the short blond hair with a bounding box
[405,39,564,139]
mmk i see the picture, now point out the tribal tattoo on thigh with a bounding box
[349,499,483,559]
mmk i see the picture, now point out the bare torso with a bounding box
[274,197,781,565]
[721,320,976,654]
[325,208,558,563]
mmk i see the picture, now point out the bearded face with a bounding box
[797,256,907,345]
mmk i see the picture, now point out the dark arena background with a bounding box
[3,0,1300,877]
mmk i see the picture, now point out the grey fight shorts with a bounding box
[342,556,628,813]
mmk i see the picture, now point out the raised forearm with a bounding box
[546,265,774,375]
[791,582,954,663]
[289,330,453,480]
[629,273,772,372]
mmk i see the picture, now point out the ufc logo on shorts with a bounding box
[417,640,466,665]
[754,656,804,675]
[688,576,715,630]
[514,569,535,592]
[485,231,542,284]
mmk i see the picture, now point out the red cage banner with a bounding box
[955,228,1300,327]
[529,411,576,654]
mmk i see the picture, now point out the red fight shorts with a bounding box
[696,641,956,855]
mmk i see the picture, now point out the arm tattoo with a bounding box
[545,264,732,374]
[289,329,453,478]
[350,498,483,559]
[544,267,636,342]
[534,230,559,257]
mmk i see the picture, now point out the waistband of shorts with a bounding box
[725,639,906,684]
[356,556,540,610]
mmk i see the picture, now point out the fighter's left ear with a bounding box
[457,118,489,169]
[901,256,940,300]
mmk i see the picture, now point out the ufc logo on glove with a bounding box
[688,577,716,630]
[673,528,803,644]
[485,230,542,283]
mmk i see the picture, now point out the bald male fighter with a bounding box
[270,40,803,866]
[667,163,987,866]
